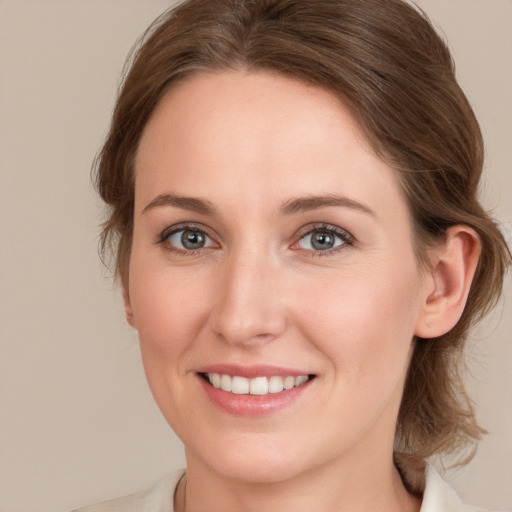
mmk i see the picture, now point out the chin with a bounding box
[185,434,314,484]
[212,456,307,484]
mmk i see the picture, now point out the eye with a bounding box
[295,225,351,252]
[165,227,216,252]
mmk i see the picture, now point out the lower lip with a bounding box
[198,375,312,417]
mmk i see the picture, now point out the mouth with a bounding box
[199,372,315,396]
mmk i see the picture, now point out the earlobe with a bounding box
[123,288,137,329]
[415,226,481,339]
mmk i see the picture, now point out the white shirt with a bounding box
[73,464,495,512]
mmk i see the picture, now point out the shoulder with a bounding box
[71,469,185,512]
[396,456,499,512]
[420,463,497,512]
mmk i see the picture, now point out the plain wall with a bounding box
[0,1,510,511]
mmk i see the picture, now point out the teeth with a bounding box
[250,376,269,395]
[268,376,284,393]
[206,373,311,395]
[220,374,232,392]
[232,376,250,394]
[211,373,221,389]
[295,375,309,386]
[283,376,295,390]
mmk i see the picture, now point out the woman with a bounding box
[76,0,510,511]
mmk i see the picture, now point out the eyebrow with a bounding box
[141,193,218,216]
[141,192,375,218]
[280,195,376,217]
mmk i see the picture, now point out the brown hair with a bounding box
[95,0,511,462]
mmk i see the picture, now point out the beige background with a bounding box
[0,1,510,511]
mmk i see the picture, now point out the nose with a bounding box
[208,248,288,347]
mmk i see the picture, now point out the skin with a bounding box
[125,71,479,512]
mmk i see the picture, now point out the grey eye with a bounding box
[168,229,214,250]
[298,229,344,251]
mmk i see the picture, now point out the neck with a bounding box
[178,445,421,512]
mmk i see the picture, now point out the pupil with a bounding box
[181,230,205,249]
[312,231,334,250]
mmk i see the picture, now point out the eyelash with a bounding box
[293,223,354,257]
[157,223,355,257]
[158,223,217,256]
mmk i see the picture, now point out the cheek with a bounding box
[294,262,421,387]
[128,260,214,379]
[131,260,203,333]
[127,261,217,429]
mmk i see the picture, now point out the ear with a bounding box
[123,287,137,329]
[415,225,481,339]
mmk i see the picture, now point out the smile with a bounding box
[204,373,311,395]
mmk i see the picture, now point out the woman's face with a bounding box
[127,71,432,482]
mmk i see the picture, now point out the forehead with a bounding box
[134,71,406,218]
[135,71,372,170]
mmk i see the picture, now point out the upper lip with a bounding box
[197,364,314,379]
